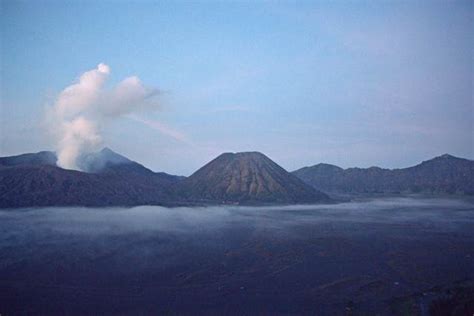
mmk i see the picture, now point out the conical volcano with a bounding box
[179,152,330,204]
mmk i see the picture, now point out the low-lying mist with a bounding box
[1,197,473,237]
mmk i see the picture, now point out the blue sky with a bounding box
[1,0,472,175]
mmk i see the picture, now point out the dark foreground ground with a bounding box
[1,197,473,315]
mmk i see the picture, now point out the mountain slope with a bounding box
[0,149,183,208]
[178,152,330,204]
[293,154,474,195]
[78,148,151,174]
[0,151,57,167]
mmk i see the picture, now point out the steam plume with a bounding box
[47,63,158,170]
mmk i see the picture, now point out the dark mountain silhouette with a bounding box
[3,149,470,208]
[178,152,330,204]
[0,149,182,208]
[293,154,474,195]
[0,151,57,167]
[0,149,329,208]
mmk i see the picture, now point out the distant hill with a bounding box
[0,149,182,208]
[178,152,330,204]
[292,154,474,195]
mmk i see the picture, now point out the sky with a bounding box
[1,0,473,176]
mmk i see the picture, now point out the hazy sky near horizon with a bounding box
[1,0,473,175]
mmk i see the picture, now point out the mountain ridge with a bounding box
[0,148,183,208]
[1,150,473,208]
[292,154,474,195]
[0,149,331,207]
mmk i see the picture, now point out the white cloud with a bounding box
[47,63,160,170]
